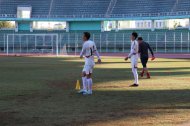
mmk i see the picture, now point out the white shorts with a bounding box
[82,65,94,75]
[130,55,138,68]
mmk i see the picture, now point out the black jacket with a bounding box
[138,41,154,58]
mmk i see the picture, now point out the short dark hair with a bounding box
[83,32,91,40]
[137,37,143,41]
[132,32,138,39]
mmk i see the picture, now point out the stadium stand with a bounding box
[0,0,190,18]
[0,0,190,54]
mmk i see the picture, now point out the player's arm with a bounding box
[95,50,101,63]
[127,53,132,59]
[80,44,85,59]
[147,43,155,60]
[94,50,101,59]
[126,48,134,60]
[135,42,139,54]
[94,44,101,63]
[125,47,133,61]
[125,42,138,61]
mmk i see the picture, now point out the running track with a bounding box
[0,53,189,59]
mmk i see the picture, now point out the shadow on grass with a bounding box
[0,56,189,125]
[93,67,190,84]
[66,89,190,125]
[0,89,190,126]
[0,56,190,126]
[100,60,190,65]
[0,56,189,85]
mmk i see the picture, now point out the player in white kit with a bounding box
[125,32,139,87]
[79,32,101,95]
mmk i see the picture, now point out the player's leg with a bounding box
[132,67,139,85]
[141,56,150,78]
[87,65,94,94]
[86,73,93,94]
[82,71,87,91]
[140,56,150,78]
[140,58,145,77]
[144,58,150,78]
[78,67,88,93]
[130,57,139,87]
[83,65,94,95]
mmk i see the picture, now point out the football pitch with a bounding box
[0,56,190,126]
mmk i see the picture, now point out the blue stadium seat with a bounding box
[0,0,190,18]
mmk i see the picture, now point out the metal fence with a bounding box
[2,34,59,55]
[0,32,189,55]
[59,32,190,54]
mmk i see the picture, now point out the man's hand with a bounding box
[151,56,155,61]
[125,57,129,61]
[97,59,102,64]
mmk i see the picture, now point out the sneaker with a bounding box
[129,84,139,87]
[78,89,87,94]
[140,72,144,77]
[83,91,89,95]
[87,90,92,95]
[140,70,144,77]
[147,73,151,79]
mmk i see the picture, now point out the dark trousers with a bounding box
[140,56,148,68]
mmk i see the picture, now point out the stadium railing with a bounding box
[0,30,189,55]
[1,11,190,19]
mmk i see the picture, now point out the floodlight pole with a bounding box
[19,35,21,53]
[189,18,190,30]
[100,34,102,53]
[4,34,6,53]
[13,35,15,53]
[68,33,70,53]
[7,35,9,56]
[35,36,37,50]
[59,34,62,54]
[151,20,155,31]
[51,35,53,54]
[165,32,166,53]
[181,32,182,53]
[56,34,59,56]
[123,33,125,53]
[114,33,116,52]
[156,33,158,53]
[75,34,77,56]
[26,36,29,53]
[188,32,190,53]
[106,34,108,52]
[174,32,176,53]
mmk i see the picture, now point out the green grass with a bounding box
[0,56,190,126]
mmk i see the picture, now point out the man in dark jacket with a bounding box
[138,37,155,78]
